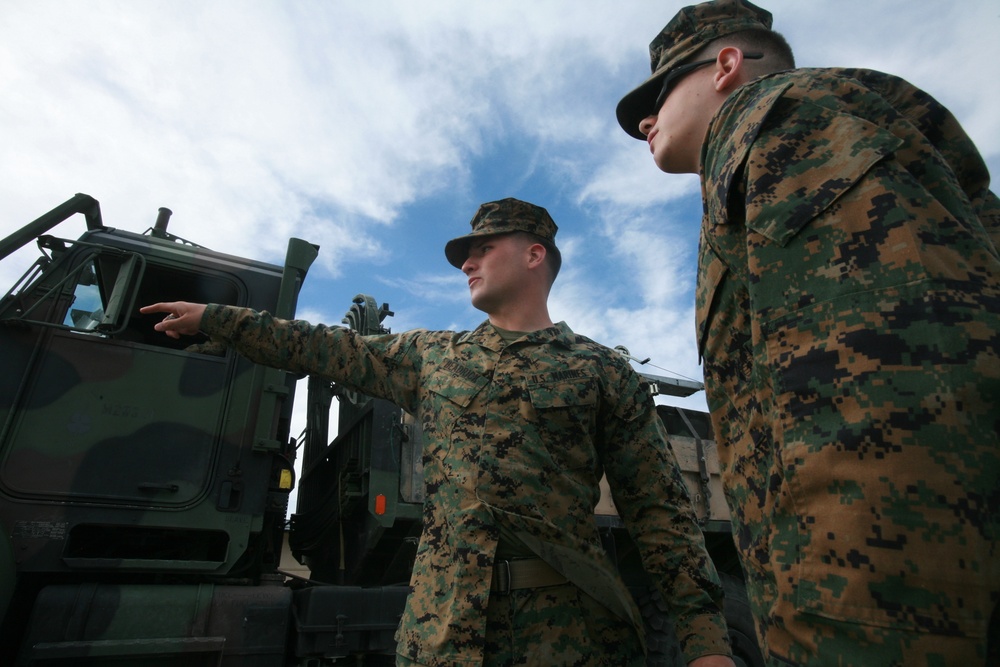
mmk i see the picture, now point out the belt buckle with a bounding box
[495,559,512,595]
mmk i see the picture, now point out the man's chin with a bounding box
[469,294,492,315]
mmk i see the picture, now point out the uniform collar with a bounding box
[701,74,792,227]
[458,320,576,350]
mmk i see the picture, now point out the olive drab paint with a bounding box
[0,195,314,664]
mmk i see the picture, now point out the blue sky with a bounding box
[2,0,998,428]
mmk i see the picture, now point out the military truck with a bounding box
[0,195,761,666]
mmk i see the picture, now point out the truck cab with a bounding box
[0,194,316,665]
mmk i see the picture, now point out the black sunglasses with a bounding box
[653,52,764,113]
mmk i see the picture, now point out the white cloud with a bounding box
[1,0,997,427]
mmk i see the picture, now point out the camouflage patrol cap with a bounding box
[445,198,561,269]
[616,0,772,139]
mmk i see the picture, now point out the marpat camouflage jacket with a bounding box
[696,66,1000,657]
[201,309,731,665]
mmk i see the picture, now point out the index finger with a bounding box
[139,303,173,315]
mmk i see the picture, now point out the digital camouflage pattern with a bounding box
[445,198,561,270]
[696,66,1000,665]
[200,305,732,666]
[615,0,771,140]
[399,581,645,667]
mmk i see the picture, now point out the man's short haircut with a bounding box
[516,231,562,283]
[700,27,795,71]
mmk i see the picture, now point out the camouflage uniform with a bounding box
[199,279,730,661]
[694,66,1000,665]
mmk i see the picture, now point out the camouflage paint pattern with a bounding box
[201,306,732,665]
[0,224,300,578]
[0,214,311,664]
[696,67,1000,665]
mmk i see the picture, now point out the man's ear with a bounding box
[526,243,547,270]
[713,46,748,93]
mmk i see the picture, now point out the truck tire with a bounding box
[720,573,764,667]
[635,573,764,667]
[635,584,682,666]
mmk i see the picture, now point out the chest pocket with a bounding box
[422,366,488,472]
[525,375,599,471]
[425,367,488,411]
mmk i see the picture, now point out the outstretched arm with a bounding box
[689,655,736,667]
[139,301,208,339]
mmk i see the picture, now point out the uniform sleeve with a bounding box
[600,365,731,661]
[201,303,424,413]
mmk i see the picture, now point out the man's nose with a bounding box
[638,115,655,137]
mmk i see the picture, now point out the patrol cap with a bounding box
[616,0,772,140]
[445,198,561,269]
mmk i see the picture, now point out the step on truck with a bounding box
[0,195,762,666]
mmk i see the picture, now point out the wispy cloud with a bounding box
[2,0,997,421]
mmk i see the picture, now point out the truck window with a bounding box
[123,263,240,350]
[64,260,103,329]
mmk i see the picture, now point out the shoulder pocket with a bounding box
[696,243,730,361]
[526,375,599,471]
[746,104,903,246]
